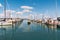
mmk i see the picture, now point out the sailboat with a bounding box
[57,17,60,28]
[45,0,59,26]
[55,0,60,28]
[0,0,13,26]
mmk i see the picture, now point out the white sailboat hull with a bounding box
[0,22,12,26]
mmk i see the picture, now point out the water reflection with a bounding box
[0,20,23,40]
[0,26,6,40]
[11,20,23,40]
[46,25,57,31]
[46,25,57,40]
[0,20,60,40]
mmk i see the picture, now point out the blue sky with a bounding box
[0,0,60,18]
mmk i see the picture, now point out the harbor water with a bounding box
[0,20,60,40]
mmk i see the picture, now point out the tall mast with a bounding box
[4,0,6,20]
[56,0,57,18]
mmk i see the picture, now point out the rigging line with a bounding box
[6,0,10,10]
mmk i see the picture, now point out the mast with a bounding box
[4,0,6,20]
[56,0,57,18]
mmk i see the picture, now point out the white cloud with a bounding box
[0,13,4,18]
[39,14,43,16]
[29,14,33,16]
[0,3,3,7]
[11,15,16,18]
[6,10,16,13]
[22,9,32,13]
[0,13,4,16]
[21,6,33,9]
[28,14,34,19]
[20,6,33,16]
[16,12,23,15]
[6,10,16,17]
[44,15,50,18]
